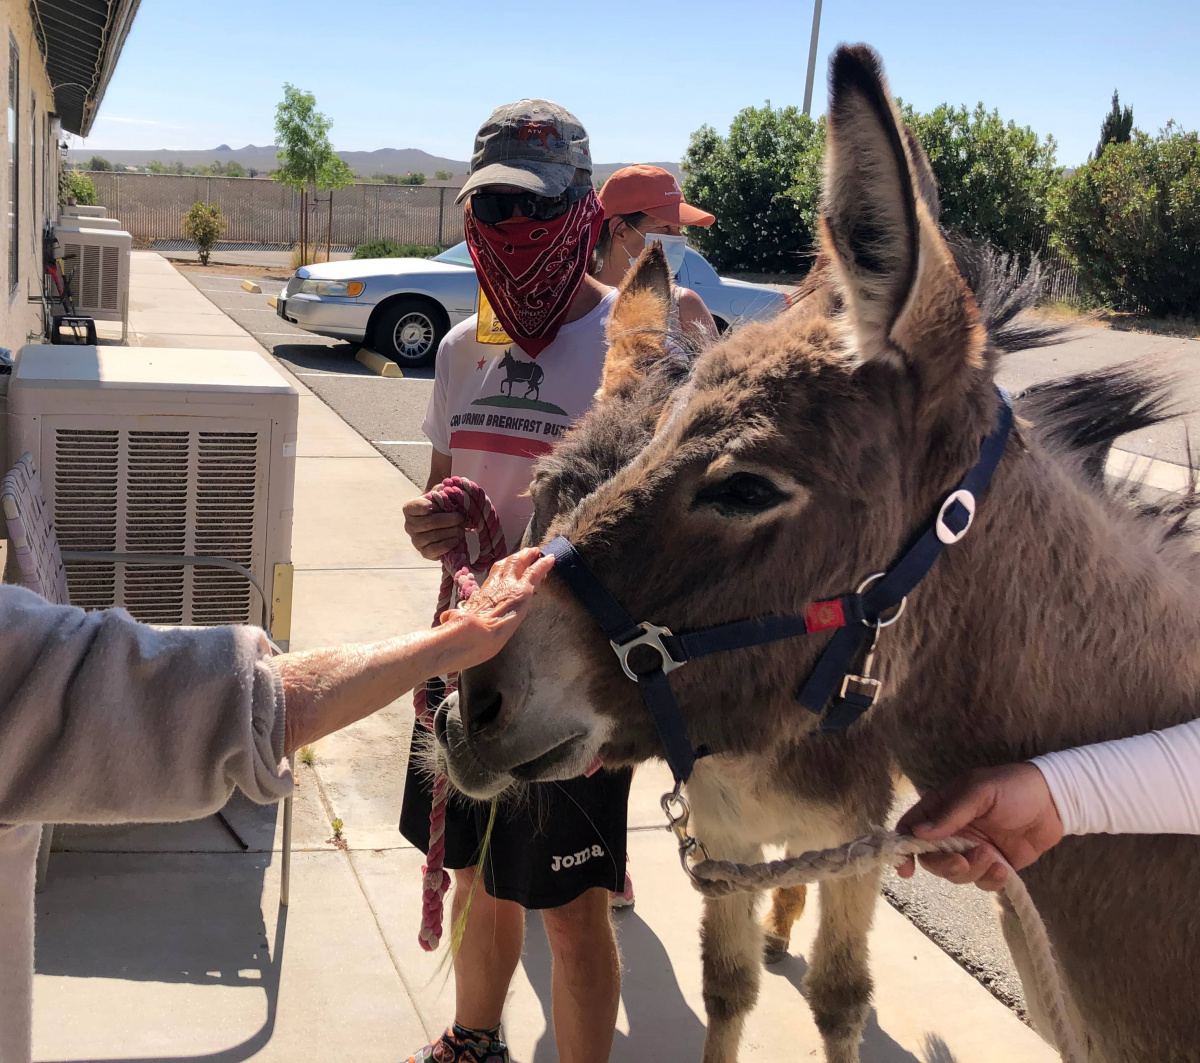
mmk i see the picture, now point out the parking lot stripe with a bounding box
[294,371,377,378]
[372,440,431,446]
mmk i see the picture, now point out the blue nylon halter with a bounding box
[542,388,1014,787]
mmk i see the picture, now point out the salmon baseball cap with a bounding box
[598,165,715,226]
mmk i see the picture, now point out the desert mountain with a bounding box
[67,144,682,184]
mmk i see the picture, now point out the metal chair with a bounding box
[1,452,293,903]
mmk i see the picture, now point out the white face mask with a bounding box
[625,228,689,276]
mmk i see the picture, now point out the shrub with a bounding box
[64,170,97,206]
[291,245,328,269]
[682,103,825,273]
[434,170,453,181]
[353,240,438,260]
[901,102,1061,258]
[1050,123,1200,316]
[182,200,226,266]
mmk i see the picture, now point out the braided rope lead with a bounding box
[412,477,506,952]
[689,830,1085,1063]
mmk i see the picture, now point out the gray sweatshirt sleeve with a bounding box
[0,583,292,825]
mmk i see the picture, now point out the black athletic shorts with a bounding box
[399,721,632,910]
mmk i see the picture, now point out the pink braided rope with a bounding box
[413,477,506,951]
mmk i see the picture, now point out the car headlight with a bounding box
[298,279,365,298]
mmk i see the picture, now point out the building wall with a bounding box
[0,0,61,357]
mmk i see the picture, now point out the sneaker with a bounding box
[610,867,635,910]
[406,1024,509,1063]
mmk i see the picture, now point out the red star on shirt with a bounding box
[476,357,486,371]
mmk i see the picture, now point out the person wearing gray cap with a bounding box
[400,101,628,1063]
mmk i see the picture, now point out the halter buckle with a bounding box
[612,622,684,682]
[935,488,977,545]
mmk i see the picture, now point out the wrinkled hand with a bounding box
[403,495,466,560]
[895,763,1064,891]
[438,548,555,673]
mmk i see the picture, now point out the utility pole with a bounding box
[802,0,823,116]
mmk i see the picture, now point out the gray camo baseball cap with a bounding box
[456,99,592,204]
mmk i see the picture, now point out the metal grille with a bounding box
[88,172,464,248]
[100,244,120,309]
[51,426,263,625]
[54,428,118,608]
[81,243,101,307]
[193,432,258,624]
[123,431,189,624]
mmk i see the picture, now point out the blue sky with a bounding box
[76,0,1199,168]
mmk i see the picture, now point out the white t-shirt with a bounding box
[422,289,617,549]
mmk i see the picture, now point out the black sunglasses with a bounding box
[471,185,591,225]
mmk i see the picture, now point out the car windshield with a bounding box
[433,241,475,268]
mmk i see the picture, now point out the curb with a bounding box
[356,348,403,377]
[241,279,262,293]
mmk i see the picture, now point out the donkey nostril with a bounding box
[468,690,504,733]
[433,703,450,747]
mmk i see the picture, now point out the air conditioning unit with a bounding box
[53,223,131,323]
[7,345,298,645]
[60,204,108,219]
[59,214,123,231]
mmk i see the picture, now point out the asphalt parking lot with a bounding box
[181,269,436,488]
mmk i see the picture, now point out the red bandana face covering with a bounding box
[464,190,604,358]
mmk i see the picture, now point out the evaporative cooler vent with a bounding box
[52,427,264,624]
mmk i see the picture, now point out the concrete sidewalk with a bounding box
[33,252,1056,1063]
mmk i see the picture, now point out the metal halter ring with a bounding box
[662,784,710,876]
[855,572,908,628]
[611,622,684,682]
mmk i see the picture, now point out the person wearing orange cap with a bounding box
[594,164,719,342]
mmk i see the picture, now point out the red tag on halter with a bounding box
[804,598,846,632]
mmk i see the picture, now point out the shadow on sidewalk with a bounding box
[521,909,706,1062]
[34,808,287,1063]
[765,953,926,1063]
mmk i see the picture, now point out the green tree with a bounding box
[224,160,246,178]
[182,200,226,266]
[682,103,825,273]
[273,83,335,263]
[1051,122,1200,316]
[86,155,112,172]
[398,172,426,185]
[317,154,355,260]
[147,160,167,174]
[901,102,1061,258]
[1096,90,1134,159]
[434,170,453,181]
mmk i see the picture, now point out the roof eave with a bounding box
[75,0,140,137]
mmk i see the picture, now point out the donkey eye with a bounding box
[695,472,786,513]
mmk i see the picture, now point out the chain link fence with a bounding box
[87,172,464,250]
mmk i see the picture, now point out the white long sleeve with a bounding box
[1031,717,1200,836]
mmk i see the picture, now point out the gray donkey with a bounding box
[436,253,1188,1063]
[435,48,1200,1062]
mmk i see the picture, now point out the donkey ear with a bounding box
[902,124,941,221]
[599,242,672,400]
[820,45,920,363]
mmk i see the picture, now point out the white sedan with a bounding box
[277,241,792,368]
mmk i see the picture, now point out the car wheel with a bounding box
[373,298,446,368]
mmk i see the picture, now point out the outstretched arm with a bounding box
[282,548,554,751]
[0,548,552,826]
[896,716,1200,890]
